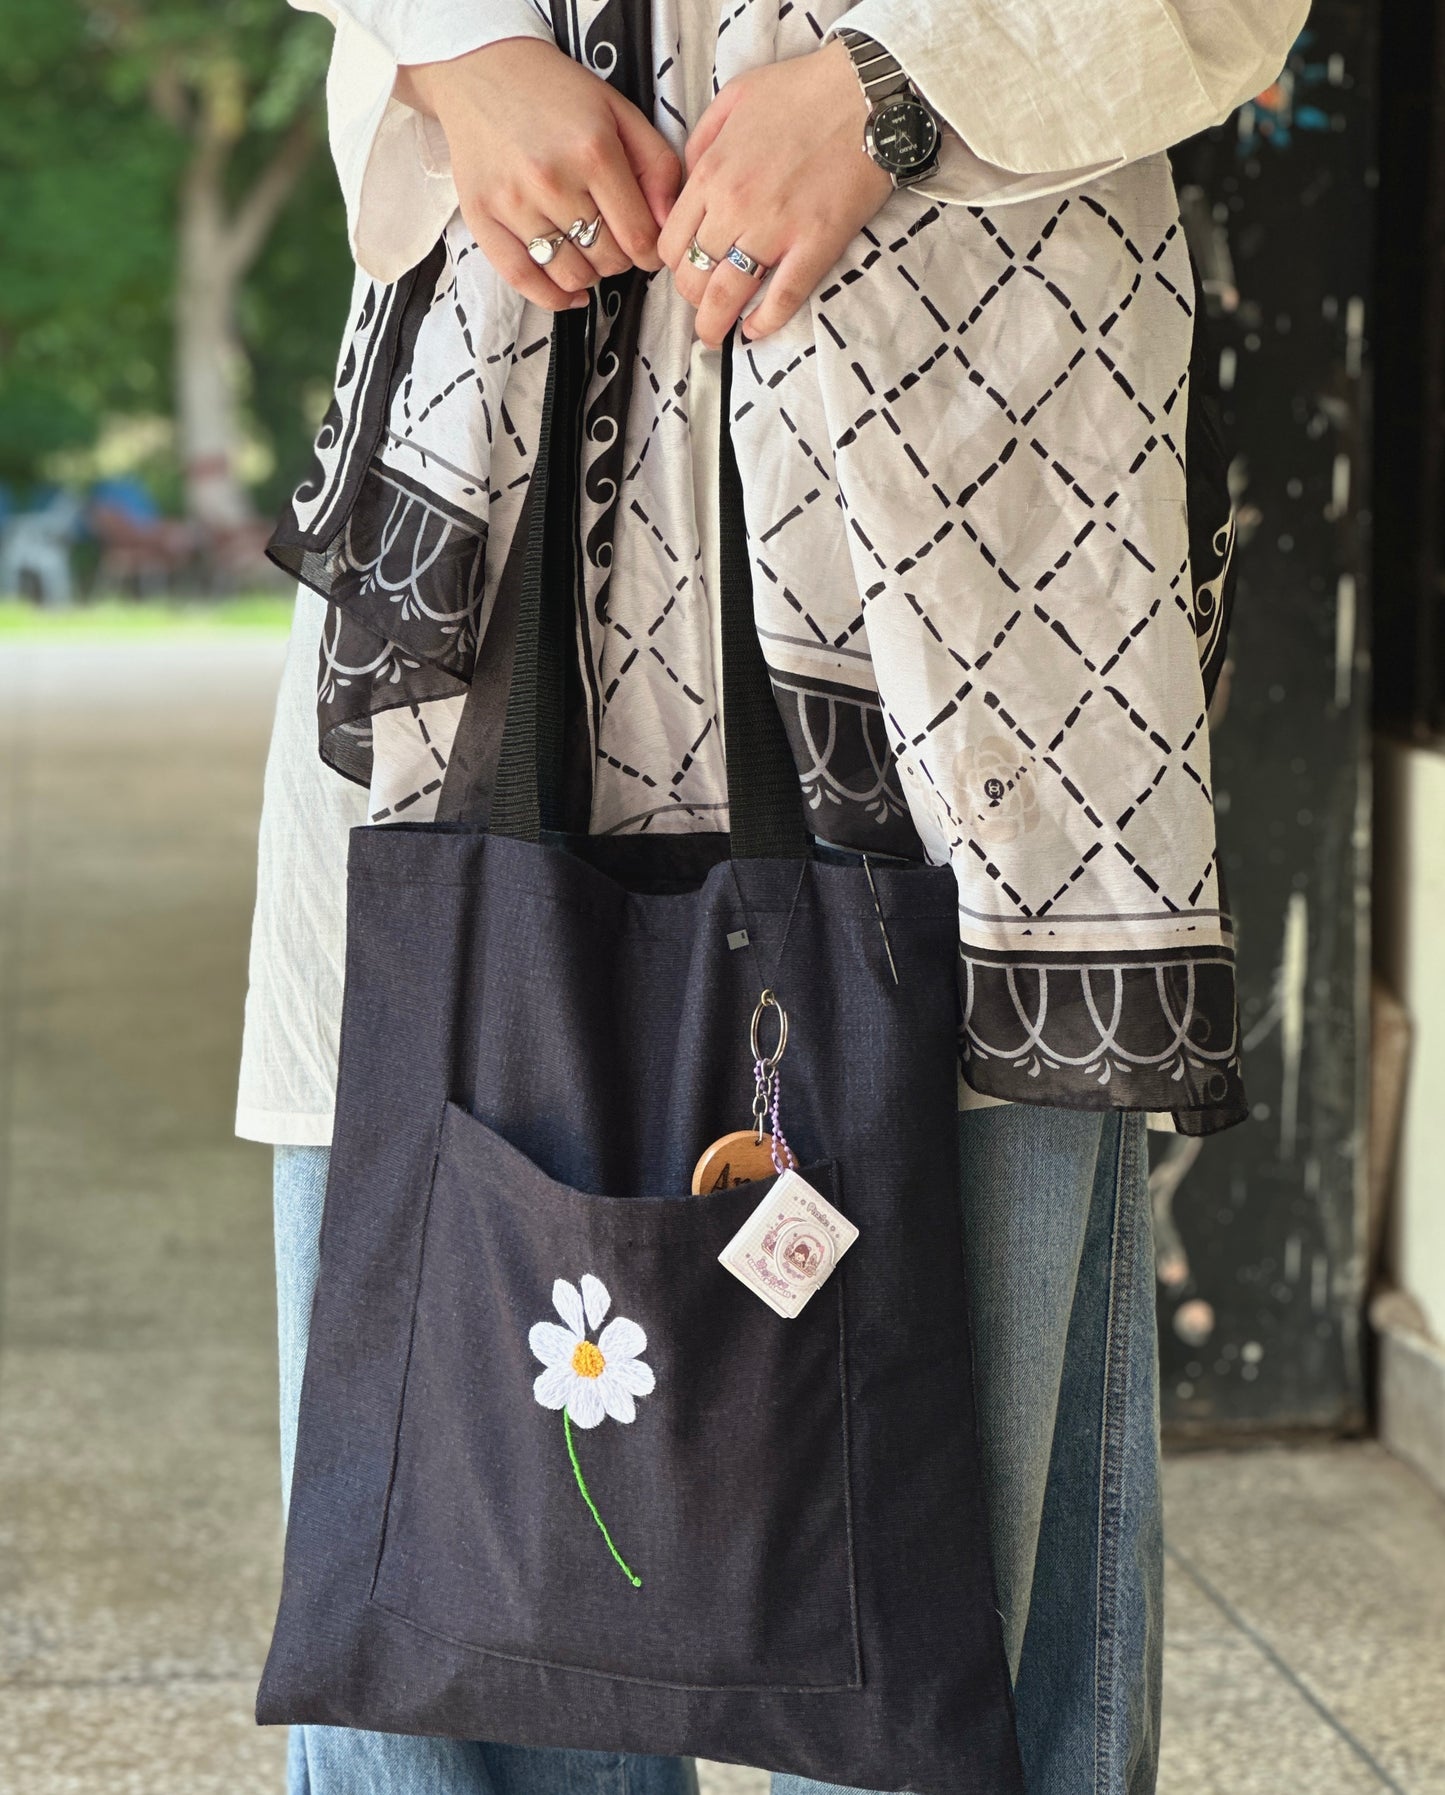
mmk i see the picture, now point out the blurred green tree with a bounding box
[0,0,352,524]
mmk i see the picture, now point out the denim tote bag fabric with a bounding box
[256,314,1023,1795]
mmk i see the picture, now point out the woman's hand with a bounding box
[658,39,894,348]
[398,38,683,312]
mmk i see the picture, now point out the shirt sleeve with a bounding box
[822,0,1313,209]
[290,0,556,282]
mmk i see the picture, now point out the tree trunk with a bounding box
[172,106,315,530]
[175,153,251,531]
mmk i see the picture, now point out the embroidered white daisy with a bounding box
[529,1274,655,1430]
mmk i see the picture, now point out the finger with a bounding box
[546,237,604,293]
[741,241,830,341]
[546,204,631,281]
[694,251,769,350]
[671,224,732,309]
[571,216,632,282]
[657,182,712,292]
[466,211,586,313]
[608,92,684,233]
[683,82,741,177]
[586,115,671,269]
[495,203,600,294]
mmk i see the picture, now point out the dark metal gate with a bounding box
[1159,0,1375,1434]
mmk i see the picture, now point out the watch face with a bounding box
[867,96,940,176]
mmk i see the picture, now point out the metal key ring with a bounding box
[750,989,789,1069]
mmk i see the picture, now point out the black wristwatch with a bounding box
[837,27,942,188]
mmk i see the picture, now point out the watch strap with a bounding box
[837,28,910,106]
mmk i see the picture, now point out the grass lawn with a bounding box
[0,594,295,638]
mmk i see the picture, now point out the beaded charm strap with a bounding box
[750,991,797,1176]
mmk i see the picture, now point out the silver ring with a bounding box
[686,237,720,272]
[527,231,567,266]
[567,215,602,250]
[725,244,768,280]
[749,989,789,1069]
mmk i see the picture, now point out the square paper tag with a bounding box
[717,1168,858,1318]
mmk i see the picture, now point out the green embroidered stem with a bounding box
[563,1408,642,1588]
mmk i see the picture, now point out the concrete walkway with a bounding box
[0,633,1441,1795]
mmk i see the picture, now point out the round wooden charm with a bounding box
[691,1130,780,1195]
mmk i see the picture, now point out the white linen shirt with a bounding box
[237,0,1306,1145]
[292,0,1308,286]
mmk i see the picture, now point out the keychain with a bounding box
[694,977,858,1317]
[690,990,798,1194]
[705,989,858,1318]
[694,878,860,1313]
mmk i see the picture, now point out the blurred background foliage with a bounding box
[0,0,351,520]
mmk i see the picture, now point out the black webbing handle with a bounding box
[716,337,812,861]
[478,314,809,859]
[487,307,587,839]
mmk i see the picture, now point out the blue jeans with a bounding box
[274,1105,1159,1795]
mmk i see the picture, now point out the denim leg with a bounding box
[772,1104,1162,1795]
[1011,1112,1162,1795]
[479,1745,700,1795]
[955,1107,1105,1681]
[286,1735,700,1795]
[274,1144,328,1514]
[272,1145,698,1795]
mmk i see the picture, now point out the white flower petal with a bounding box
[551,1278,584,1336]
[608,1355,655,1397]
[597,1371,636,1424]
[580,1273,611,1331]
[529,1321,580,1367]
[566,1378,606,1429]
[533,1364,574,1410]
[597,1316,646,1363]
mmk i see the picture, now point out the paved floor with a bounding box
[0,633,1442,1795]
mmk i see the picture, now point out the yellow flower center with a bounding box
[571,1340,606,1379]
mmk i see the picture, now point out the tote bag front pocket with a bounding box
[370,1099,861,1692]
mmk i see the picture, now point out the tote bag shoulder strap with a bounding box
[444,309,809,861]
[714,330,812,861]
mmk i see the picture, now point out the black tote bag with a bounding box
[258,312,1023,1795]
